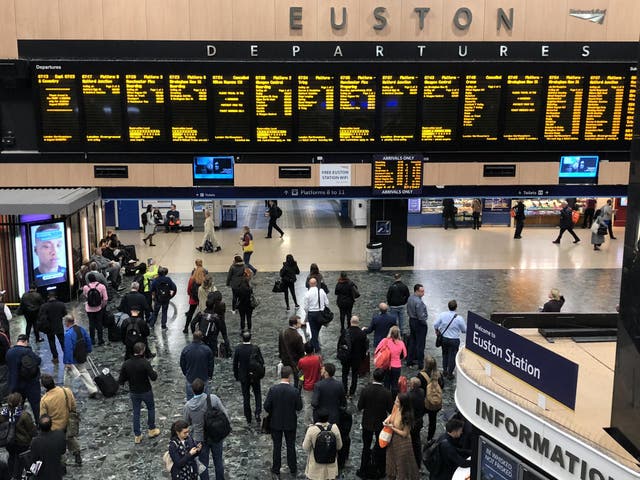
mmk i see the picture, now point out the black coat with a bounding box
[19,292,44,317]
[342,326,368,362]
[542,296,565,312]
[226,262,245,289]
[264,382,302,431]
[233,343,263,383]
[30,429,67,480]
[386,281,410,307]
[235,280,253,310]
[335,280,357,309]
[430,434,472,480]
[357,382,393,432]
[118,292,151,315]
[559,206,574,229]
[280,261,299,284]
[38,299,67,334]
[312,377,346,424]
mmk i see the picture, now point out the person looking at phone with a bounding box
[169,419,202,480]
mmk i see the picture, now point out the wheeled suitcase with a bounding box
[87,356,119,398]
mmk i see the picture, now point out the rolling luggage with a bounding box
[87,356,119,398]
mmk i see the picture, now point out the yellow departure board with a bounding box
[544,75,584,141]
[339,75,376,142]
[255,75,293,142]
[211,75,251,142]
[462,75,502,140]
[583,75,625,141]
[125,74,165,142]
[37,73,80,143]
[503,75,543,141]
[625,75,637,141]
[380,75,418,142]
[298,75,334,142]
[169,74,208,143]
[422,75,460,142]
[81,74,122,142]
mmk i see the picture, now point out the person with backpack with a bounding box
[0,392,37,478]
[338,316,368,398]
[232,330,264,425]
[168,419,201,480]
[121,309,152,360]
[407,377,427,469]
[383,393,419,480]
[6,334,42,421]
[279,254,300,311]
[150,267,177,329]
[191,293,229,354]
[196,274,217,315]
[183,378,230,480]
[302,408,343,480]
[82,272,108,346]
[62,315,99,399]
[118,342,161,444]
[180,331,214,401]
[428,418,471,480]
[184,266,207,333]
[265,200,284,239]
[334,272,359,332]
[37,292,67,364]
[417,355,444,443]
[18,287,44,343]
[433,300,466,380]
[141,204,157,246]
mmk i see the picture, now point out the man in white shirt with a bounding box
[303,278,329,353]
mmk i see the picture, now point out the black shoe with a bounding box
[149,243,156,246]
[161,325,167,330]
[264,236,272,239]
[182,328,188,334]
[280,233,284,238]
[552,240,560,244]
[196,246,203,252]
[36,338,44,343]
[611,236,617,240]
[294,304,300,309]
[573,239,580,244]
[98,341,105,346]
[74,452,82,465]
[215,246,222,252]
[255,413,261,424]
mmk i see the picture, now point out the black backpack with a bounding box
[423,438,443,473]
[199,313,219,338]
[19,353,39,381]
[72,326,88,363]
[203,395,231,444]
[124,321,141,348]
[336,329,352,363]
[275,206,283,218]
[313,424,337,464]
[86,286,102,308]
[0,411,17,448]
[141,212,148,225]
[156,281,172,302]
[248,345,265,380]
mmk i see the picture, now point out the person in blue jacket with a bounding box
[6,334,42,421]
[63,314,99,398]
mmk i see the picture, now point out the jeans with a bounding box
[186,379,209,401]
[47,331,65,360]
[271,429,297,474]
[151,301,170,327]
[243,251,256,275]
[307,311,322,352]
[87,309,104,344]
[338,305,353,332]
[605,219,615,237]
[130,390,156,436]
[384,367,401,399]
[199,441,224,480]
[407,318,428,366]
[341,360,359,396]
[240,380,262,422]
[388,305,405,333]
[361,428,385,477]
[441,337,461,375]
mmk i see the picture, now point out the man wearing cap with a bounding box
[32,223,67,287]
[6,334,42,421]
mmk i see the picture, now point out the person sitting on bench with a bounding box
[166,204,181,232]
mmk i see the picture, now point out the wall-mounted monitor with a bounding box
[193,155,235,185]
[30,222,68,288]
[558,155,599,183]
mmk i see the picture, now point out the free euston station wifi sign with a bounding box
[466,311,579,409]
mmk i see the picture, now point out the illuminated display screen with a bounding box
[125,74,166,143]
[298,75,335,142]
[193,155,234,184]
[81,74,123,143]
[372,155,423,195]
[559,155,599,178]
[30,222,68,288]
[255,75,293,142]
[34,63,635,152]
[37,73,81,143]
[339,75,376,142]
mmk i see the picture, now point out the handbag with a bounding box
[358,352,371,376]
[62,387,80,438]
[378,404,398,448]
[435,314,457,348]
[250,291,260,309]
[317,288,333,326]
[272,280,284,293]
[261,414,272,434]
[374,339,391,370]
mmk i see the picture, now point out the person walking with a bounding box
[180,331,214,401]
[226,255,246,314]
[141,204,157,246]
[121,309,152,360]
[196,210,222,253]
[190,293,230,355]
[63,315,99,399]
[471,198,482,230]
[279,316,305,390]
[297,342,323,425]
[0,392,37,478]
[184,265,207,333]
[433,300,466,380]
[6,334,42,420]
[311,363,346,424]
[375,326,407,399]
[513,200,526,239]
[553,202,580,244]
[601,199,617,239]
[29,415,67,480]
[582,198,597,229]
[306,263,327,292]
[279,254,300,311]
[196,274,217,315]
[383,393,419,480]
[406,284,428,369]
[303,278,330,353]
[168,419,201,480]
[265,200,284,238]
[264,366,302,479]
[40,374,82,466]
[149,267,177,329]
[363,303,397,349]
[339,316,368,398]
[417,355,444,442]
[118,342,161,444]
[357,368,393,479]
[240,226,257,275]
[542,288,565,312]
[430,419,472,480]
[236,269,255,332]
[183,378,230,480]
[591,212,608,251]
[82,273,107,346]
[232,330,264,425]
[37,292,67,364]
[334,272,359,332]
[407,377,427,469]
[19,287,44,343]
[386,275,410,334]
[302,409,343,480]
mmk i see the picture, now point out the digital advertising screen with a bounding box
[193,155,235,184]
[558,155,599,178]
[30,222,68,288]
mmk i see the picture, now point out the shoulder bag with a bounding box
[435,314,457,348]
[318,288,334,326]
[62,387,80,438]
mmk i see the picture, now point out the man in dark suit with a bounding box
[37,293,67,364]
[362,303,397,349]
[311,363,346,424]
[357,368,394,479]
[340,315,368,398]
[233,330,264,424]
[30,414,66,480]
[431,418,472,480]
[264,366,302,479]
[278,315,305,389]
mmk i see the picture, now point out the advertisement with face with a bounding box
[31,222,67,287]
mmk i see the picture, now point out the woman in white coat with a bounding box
[196,210,221,252]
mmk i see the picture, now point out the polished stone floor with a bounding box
[6,263,621,479]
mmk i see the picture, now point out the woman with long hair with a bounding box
[183,264,207,333]
[383,393,419,479]
[142,204,157,246]
[376,325,407,398]
[168,420,200,480]
[236,268,255,331]
[334,271,358,332]
[196,274,217,314]
[305,263,325,289]
[418,355,445,442]
[240,226,257,275]
[279,254,300,310]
